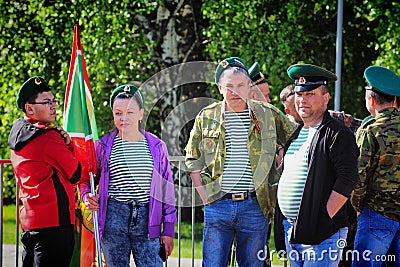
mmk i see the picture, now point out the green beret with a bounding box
[215,57,249,83]
[364,66,400,97]
[248,62,269,85]
[110,84,144,109]
[16,76,50,110]
[287,64,337,92]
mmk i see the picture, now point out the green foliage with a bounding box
[202,0,399,119]
[0,0,158,201]
[367,1,400,74]
[2,165,16,205]
[1,0,400,202]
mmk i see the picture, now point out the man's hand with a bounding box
[326,190,348,218]
[275,145,284,170]
[55,126,71,145]
[190,170,207,205]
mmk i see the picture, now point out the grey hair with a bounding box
[219,67,250,84]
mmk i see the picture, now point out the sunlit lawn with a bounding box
[3,205,22,245]
[3,205,286,265]
[170,220,287,265]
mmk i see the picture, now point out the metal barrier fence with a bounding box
[0,159,20,267]
[1,157,282,267]
[1,157,202,267]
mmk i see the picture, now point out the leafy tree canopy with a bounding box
[1,0,399,202]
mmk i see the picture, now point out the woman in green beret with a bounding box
[80,84,177,267]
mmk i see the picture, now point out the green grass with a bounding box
[172,221,203,259]
[172,220,287,265]
[2,204,21,244]
[3,205,286,265]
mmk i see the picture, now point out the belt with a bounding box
[222,191,256,201]
[108,196,149,206]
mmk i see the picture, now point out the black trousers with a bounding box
[21,224,74,267]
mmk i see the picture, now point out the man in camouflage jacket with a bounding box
[185,57,295,267]
[351,66,400,266]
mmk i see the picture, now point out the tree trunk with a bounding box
[137,0,210,219]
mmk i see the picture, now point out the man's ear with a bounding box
[370,95,376,107]
[25,104,34,115]
[324,92,331,105]
[218,84,223,93]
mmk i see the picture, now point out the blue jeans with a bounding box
[352,207,400,267]
[101,198,162,267]
[283,219,348,267]
[202,194,269,267]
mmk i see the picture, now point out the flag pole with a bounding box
[65,23,102,267]
[90,172,103,267]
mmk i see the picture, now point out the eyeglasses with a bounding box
[29,100,59,107]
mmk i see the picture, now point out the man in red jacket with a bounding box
[8,76,82,267]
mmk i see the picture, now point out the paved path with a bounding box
[2,244,283,267]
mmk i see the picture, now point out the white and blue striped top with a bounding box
[277,125,319,219]
[108,135,154,203]
[221,109,255,193]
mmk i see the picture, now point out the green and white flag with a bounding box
[63,23,98,182]
[64,24,103,267]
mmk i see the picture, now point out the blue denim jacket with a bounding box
[80,129,177,239]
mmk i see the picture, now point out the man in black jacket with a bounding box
[276,64,359,266]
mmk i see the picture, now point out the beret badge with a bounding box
[221,60,229,68]
[34,78,42,85]
[299,77,306,84]
[124,85,130,92]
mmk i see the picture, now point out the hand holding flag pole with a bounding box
[90,172,102,267]
[64,23,102,267]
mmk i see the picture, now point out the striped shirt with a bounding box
[109,136,153,203]
[221,109,255,193]
[277,125,319,219]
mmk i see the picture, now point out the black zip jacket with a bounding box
[276,110,359,245]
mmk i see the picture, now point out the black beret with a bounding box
[16,76,50,109]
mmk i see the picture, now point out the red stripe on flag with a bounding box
[64,23,98,177]
[64,23,101,267]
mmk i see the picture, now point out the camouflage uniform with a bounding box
[351,107,400,221]
[185,99,295,217]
